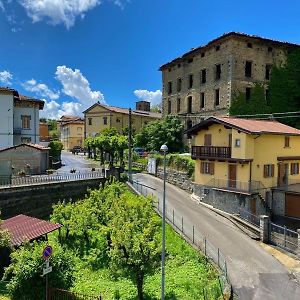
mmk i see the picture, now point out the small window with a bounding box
[268,46,273,52]
[291,163,299,175]
[263,164,274,178]
[201,162,215,175]
[177,63,181,68]
[116,118,121,123]
[168,100,171,114]
[187,96,193,113]
[284,136,290,148]
[21,115,31,129]
[177,98,181,113]
[247,42,253,48]
[168,68,171,72]
[215,45,220,51]
[88,118,92,125]
[215,64,221,80]
[246,88,251,101]
[188,58,193,63]
[201,69,206,83]
[215,89,220,106]
[103,116,108,125]
[187,120,193,130]
[235,139,241,147]
[177,78,182,92]
[265,64,272,80]
[245,61,252,78]
[200,93,205,109]
[168,82,172,94]
[201,52,205,58]
[188,74,194,89]
[77,127,82,132]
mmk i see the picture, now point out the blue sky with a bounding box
[0,0,300,119]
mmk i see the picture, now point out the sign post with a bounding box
[42,245,53,300]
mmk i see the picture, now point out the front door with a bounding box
[228,164,237,188]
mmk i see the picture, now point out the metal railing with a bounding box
[191,146,231,159]
[131,180,231,299]
[238,207,260,227]
[0,172,103,188]
[269,222,298,254]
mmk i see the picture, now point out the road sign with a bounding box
[43,266,52,276]
[42,245,53,260]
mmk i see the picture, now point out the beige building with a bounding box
[160,32,300,130]
[58,116,85,150]
[83,101,161,137]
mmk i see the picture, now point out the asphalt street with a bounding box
[133,173,300,300]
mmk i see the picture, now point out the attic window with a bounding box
[188,58,193,63]
[215,45,220,51]
[268,46,273,52]
[247,42,253,48]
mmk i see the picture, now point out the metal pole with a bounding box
[193,226,195,244]
[45,264,48,300]
[128,108,132,183]
[161,151,167,300]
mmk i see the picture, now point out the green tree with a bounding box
[135,116,184,152]
[48,140,63,161]
[109,192,160,300]
[47,119,59,140]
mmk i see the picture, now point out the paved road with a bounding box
[58,151,100,173]
[133,173,300,300]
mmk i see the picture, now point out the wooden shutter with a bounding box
[210,162,215,175]
[263,165,268,178]
[271,164,274,177]
[200,162,204,174]
[204,134,212,146]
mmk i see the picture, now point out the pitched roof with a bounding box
[186,116,300,136]
[1,214,61,246]
[58,115,84,125]
[0,143,50,153]
[159,31,300,70]
[83,103,162,119]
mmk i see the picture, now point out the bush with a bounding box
[49,141,63,162]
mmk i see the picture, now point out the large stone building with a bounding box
[83,101,161,138]
[160,32,300,130]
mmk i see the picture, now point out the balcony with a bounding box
[191,146,231,159]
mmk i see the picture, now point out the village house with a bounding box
[83,101,161,137]
[187,117,300,218]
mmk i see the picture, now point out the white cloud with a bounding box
[22,79,60,100]
[134,89,162,107]
[55,65,105,108]
[0,1,4,11]
[20,0,101,29]
[0,70,13,85]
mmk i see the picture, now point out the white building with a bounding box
[0,87,44,149]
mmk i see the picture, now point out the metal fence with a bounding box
[238,207,260,227]
[269,222,298,254]
[131,180,231,299]
[49,288,102,300]
[0,172,103,188]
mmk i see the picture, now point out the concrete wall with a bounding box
[0,178,106,219]
[0,92,14,149]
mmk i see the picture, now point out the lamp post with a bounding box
[160,144,168,300]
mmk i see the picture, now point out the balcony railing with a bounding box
[191,146,231,159]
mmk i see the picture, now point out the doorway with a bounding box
[228,164,237,188]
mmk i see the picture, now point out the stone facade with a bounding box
[160,32,299,130]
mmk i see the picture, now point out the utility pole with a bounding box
[128,108,133,183]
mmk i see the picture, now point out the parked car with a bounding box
[71,146,83,154]
[133,147,148,157]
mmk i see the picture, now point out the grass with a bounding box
[71,225,222,299]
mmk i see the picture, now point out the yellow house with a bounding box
[58,116,85,150]
[188,116,300,197]
[83,102,162,137]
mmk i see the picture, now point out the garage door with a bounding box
[285,192,300,218]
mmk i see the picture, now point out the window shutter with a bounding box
[263,165,267,178]
[210,162,215,175]
[271,164,274,177]
[200,162,204,174]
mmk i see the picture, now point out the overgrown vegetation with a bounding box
[1,183,221,300]
[230,49,300,127]
[48,140,63,161]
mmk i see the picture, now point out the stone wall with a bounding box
[271,189,286,216]
[0,178,106,219]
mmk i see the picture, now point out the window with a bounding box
[168,68,171,72]
[116,118,121,123]
[188,74,194,89]
[215,89,220,106]
[200,93,205,109]
[235,139,241,147]
[103,116,108,125]
[284,136,290,148]
[77,127,82,133]
[188,58,193,63]
[187,120,193,130]
[21,115,31,129]
[204,134,212,146]
[263,164,274,178]
[177,78,182,92]
[201,69,206,83]
[291,163,299,175]
[21,137,31,143]
[200,162,215,175]
[247,42,253,48]
[245,61,252,78]
[268,46,273,53]
[246,88,251,101]
[201,52,205,58]
[88,118,92,125]
[177,63,181,68]
[168,100,171,114]
[215,45,220,51]
[177,98,181,113]
[265,64,272,80]
[168,82,172,94]
[215,64,221,80]
[187,96,192,113]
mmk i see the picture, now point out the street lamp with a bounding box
[160,143,168,300]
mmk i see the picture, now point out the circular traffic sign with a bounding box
[42,245,53,260]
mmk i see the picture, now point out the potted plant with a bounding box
[18,170,26,177]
